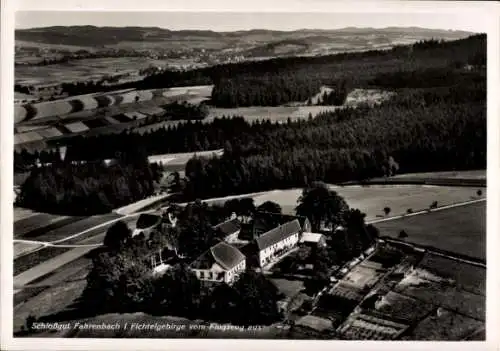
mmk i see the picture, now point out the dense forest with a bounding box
[15,34,486,210]
[15,149,162,215]
[15,35,485,99]
[210,74,322,107]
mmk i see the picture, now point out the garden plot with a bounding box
[394,270,485,321]
[417,252,486,295]
[341,265,385,291]
[404,309,484,341]
[370,291,436,323]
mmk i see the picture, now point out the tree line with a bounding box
[15,149,161,215]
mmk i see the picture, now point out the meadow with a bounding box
[375,201,486,260]
[207,105,343,123]
[252,185,485,220]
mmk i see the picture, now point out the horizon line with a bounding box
[15,25,477,33]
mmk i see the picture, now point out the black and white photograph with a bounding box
[1,0,499,349]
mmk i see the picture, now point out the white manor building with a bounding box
[190,242,246,285]
[256,219,302,267]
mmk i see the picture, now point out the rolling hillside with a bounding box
[16,26,474,56]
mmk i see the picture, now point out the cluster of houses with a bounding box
[131,209,327,285]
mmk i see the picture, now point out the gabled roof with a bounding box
[300,232,325,244]
[214,218,241,237]
[256,219,301,251]
[211,242,245,270]
[191,242,245,271]
[253,211,309,235]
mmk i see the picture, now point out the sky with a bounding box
[15,11,486,33]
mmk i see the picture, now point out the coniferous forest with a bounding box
[15,34,486,212]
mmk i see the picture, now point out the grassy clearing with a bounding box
[208,105,343,122]
[375,202,485,260]
[147,149,224,166]
[389,170,486,181]
[252,185,485,220]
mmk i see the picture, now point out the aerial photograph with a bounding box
[11,10,486,341]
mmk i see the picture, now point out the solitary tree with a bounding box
[257,201,282,214]
[103,220,132,252]
[296,181,349,232]
[383,207,391,216]
[407,208,413,214]
[430,201,438,209]
[399,230,408,238]
[477,189,483,196]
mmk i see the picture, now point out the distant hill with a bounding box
[16,26,475,56]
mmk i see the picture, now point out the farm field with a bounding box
[14,246,72,277]
[16,57,170,85]
[13,207,38,222]
[114,194,170,216]
[14,242,44,259]
[374,201,486,260]
[27,212,122,243]
[14,213,74,238]
[14,278,88,333]
[252,185,486,220]
[389,170,486,181]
